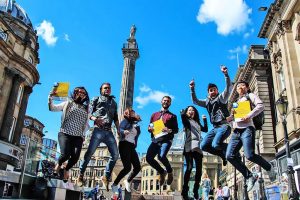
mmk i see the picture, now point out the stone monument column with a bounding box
[119,25,140,120]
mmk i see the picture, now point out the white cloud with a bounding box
[135,85,174,108]
[64,33,70,42]
[243,28,254,39]
[229,45,248,54]
[36,20,58,46]
[197,0,252,35]
[242,45,248,54]
[139,84,151,93]
[228,55,237,60]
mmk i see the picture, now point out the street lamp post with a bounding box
[243,155,250,200]
[276,96,299,200]
[256,130,267,200]
[234,167,238,200]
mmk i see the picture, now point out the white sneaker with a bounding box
[123,179,131,192]
[111,183,118,194]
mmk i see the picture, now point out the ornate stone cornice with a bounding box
[271,50,283,72]
[275,19,292,36]
[258,0,284,38]
[266,41,273,54]
[122,49,139,59]
[0,39,39,85]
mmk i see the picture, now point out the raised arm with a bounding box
[219,66,233,103]
[190,79,206,107]
[48,95,67,112]
[200,115,208,132]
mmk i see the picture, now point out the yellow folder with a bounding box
[53,82,70,98]
[152,119,167,139]
[234,101,251,122]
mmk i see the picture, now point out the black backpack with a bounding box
[246,93,264,130]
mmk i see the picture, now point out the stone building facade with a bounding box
[258,0,300,196]
[0,0,40,197]
[20,115,44,146]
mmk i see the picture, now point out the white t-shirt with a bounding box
[125,125,138,144]
[222,186,230,197]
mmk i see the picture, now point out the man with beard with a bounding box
[79,83,119,191]
[189,66,232,166]
[146,96,179,186]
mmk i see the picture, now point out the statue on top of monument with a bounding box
[130,24,136,39]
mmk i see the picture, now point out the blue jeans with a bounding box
[200,124,231,159]
[146,140,172,174]
[226,126,271,178]
[202,188,210,200]
[80,127,119,179]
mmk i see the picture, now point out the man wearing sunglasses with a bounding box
[79,83,119,191]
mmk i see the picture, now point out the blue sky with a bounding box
[20,0,273,153]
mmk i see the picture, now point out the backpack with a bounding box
[246,93,264,130]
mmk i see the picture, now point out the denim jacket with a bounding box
[119,118,141,147]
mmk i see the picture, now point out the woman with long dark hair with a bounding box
[48,86,90,181]
[111,107,141,193]
[181,106,208,200]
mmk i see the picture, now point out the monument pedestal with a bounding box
[47,179,82,200]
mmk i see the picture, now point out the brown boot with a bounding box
[63,169,69,183]
[167,172,173,185]
[78,173,85,186]
[101,175,110,191]
[159,172,167,185]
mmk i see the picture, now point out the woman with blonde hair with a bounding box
[111,107,142,193]
[201,172,211,200]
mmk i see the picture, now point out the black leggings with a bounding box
[114,141,141,184]
[58,132,83,171]
[183,151,203,192]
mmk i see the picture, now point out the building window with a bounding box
[156,180,159,190]
[19,134,27,146]
[16,86,23,104]
[98,150,103,157]
[150,180,153,191]
[24,119,31,127]
[0,28,8,41]
[8,117,16,142]
[145,180,148,191]
[146,169,148,176]
[97,160,104,166]
[273,53,286,93]
[142,181,144,191]
[150,169,154,176]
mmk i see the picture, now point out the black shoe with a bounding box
[167,172,173,185]
[181,186,189,200]
[193,185,199,199]
[159,171,167,185]
[222,159,227,166]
